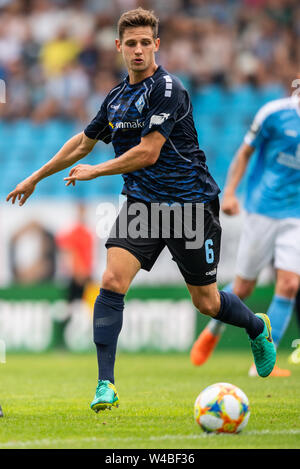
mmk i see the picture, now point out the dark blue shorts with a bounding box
[106,197,221,286]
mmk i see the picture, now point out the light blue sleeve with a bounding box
[244,107,272,149]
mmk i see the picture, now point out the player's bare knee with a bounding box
[200,305,219,317]
[101,270,127,294]
[233,280,255,300]
[192,297,219,317]
[277,277,299,299]
[234,285,252,300]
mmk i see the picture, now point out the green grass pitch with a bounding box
[0,351,299,449]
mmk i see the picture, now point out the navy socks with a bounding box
[93,288,124,383]
[215,291,264,340]
[208,282,233,335]
[93,288,264,382]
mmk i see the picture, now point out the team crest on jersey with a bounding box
[135,95,145,114]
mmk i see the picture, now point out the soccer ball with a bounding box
[194,382,250,434]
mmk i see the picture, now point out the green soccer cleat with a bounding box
[90,380,120,413]
[250,313,276,378]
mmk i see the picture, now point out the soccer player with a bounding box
[191,93,300,376]
[6,8,276,412]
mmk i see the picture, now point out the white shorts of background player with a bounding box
[236,212,300,279]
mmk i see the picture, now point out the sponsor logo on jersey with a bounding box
[149,113,170,128]
[111,104,120,110]
[109,120,145,130]
[277,143,300,170]
[284,129,298,137]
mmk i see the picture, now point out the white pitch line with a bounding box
[1,429,300,448]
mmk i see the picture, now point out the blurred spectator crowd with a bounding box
[0,0,299,123]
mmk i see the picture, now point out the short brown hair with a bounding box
[118,8,159,41]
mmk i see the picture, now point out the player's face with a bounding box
[116,27,160,77]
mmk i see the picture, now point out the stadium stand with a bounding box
[0,0,298,198]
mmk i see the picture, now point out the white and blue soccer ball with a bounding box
[194,382,250,434]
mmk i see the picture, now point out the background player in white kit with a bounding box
[191,93,300,376]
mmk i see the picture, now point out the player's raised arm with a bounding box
[221,143,254,216]
[64,131,166,184]
[6,132,97,206]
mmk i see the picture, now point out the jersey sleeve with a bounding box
[244,105,272,148]
[84,97,111,144]
[141,76,181,140]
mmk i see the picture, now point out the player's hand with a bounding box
[64,164,97,186]
[221,193,240,216]
[6,179,36,206]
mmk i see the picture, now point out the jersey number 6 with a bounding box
[205,239,214,264]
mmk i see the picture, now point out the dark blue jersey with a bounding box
[84,66,220,204]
